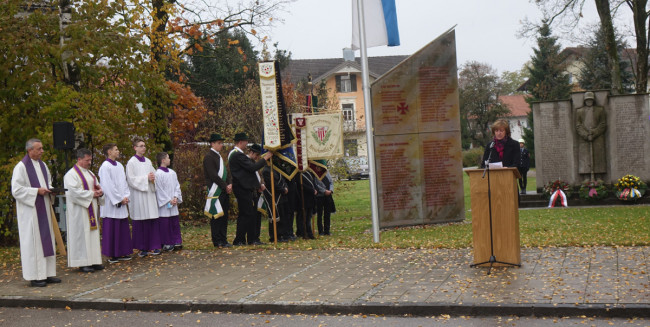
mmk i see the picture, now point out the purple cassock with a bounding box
[98,159,133,257]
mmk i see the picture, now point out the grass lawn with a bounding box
[170,172,650,251]
[1,171,648,264]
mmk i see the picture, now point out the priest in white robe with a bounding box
[98,143,132,263]
[154,152,183,251]
[64,148,105,273]
[11,138,61,287]
[126,137,161,257]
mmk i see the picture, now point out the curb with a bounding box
[1,297,649,318]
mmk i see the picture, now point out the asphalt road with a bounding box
[0,307,648,327]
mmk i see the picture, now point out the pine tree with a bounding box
[579,25,634,93]
[522,21,572,168]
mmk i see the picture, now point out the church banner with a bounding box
[259,61,294,151]
[305,112,344,160]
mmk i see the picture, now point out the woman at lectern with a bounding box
[480,119,521,168]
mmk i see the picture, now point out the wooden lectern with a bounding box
[465,167,521,267]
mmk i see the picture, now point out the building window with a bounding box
[344,139,358,156]
[342,103,354,121]
[336,74,357,93]
[342,103,355,131]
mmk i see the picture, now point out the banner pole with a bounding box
[270,157,278,247]
[357,0,380,243]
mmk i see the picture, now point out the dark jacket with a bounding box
[203,149,231,189]
[298,171,318,209]
[262,165,288,204]
[519,148,530,170]
[228,150,267,191]
[480,137,521,168]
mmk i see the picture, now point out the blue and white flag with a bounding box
[351,0,400,49]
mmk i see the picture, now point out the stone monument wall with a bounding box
[533,92,650,187]
[371,28,464,228]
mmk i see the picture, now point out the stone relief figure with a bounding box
[575,91,607,179]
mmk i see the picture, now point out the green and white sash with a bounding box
[204,151,227,219]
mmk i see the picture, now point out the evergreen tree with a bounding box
[522,21,572,168]
[184,29,259,108]
[579,25,634,93]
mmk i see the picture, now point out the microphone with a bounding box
[489,141,495,149]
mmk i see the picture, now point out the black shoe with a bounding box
[307,235,316,240]
[249,241,266,245]
[324,232,331,236]
[217,242,233,248]
[30,280,47,287]
[232,242,246,246]
[108,257,120,263]
[91,264,105,271]
[79,266,94,273]
[45,277,61,283]
[289,235,297,241]
[318,232,325,236]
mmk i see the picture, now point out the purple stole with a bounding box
[158,167,169,173]
[21,155,54,257]
[72,165,98,230]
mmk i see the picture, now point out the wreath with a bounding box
[578,179,608,202]
[543,179,571,207]
[614,174,647,201]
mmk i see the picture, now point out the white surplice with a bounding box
[125,156,159,220]
[154,168,182,217]
[98,160,130,219]
[11,160,56,281]
[64,166,104,267]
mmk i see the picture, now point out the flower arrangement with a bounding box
[578,179,608,201]
[614,174,647,201]
[543,179,571,207]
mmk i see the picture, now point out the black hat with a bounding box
[249,143,262,153]
[209,134,225,143]
[233,132,249,142]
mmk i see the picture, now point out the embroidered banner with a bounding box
[305,112,344,160]
[259,61,294,151]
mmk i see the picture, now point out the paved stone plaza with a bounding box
[1,246,648,317]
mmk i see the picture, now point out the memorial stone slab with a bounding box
[607,94,650,182]
[533,100,576,187]
[371,28,464,227]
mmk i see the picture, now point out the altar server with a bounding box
[98,143,133,263]
[126,137,161,257]
[155,152,183,251]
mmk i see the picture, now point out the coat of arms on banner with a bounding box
[305,112,344,160]
[312,126,331,145]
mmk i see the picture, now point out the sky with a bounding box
[267,0,632,74]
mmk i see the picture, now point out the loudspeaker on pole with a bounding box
[53,122,75,150]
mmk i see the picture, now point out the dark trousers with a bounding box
[316,197,331,235]
[296,204,315,238]
[518,168,529,192]
[251,193,262,243]
[267,203,285,241]
[210,195,230,246]
[233,185,256,244]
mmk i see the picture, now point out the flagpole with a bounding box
[357,0,380,243]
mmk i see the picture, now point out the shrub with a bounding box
[462,147,484,167]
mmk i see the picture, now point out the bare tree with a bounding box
[524,0,649,93]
